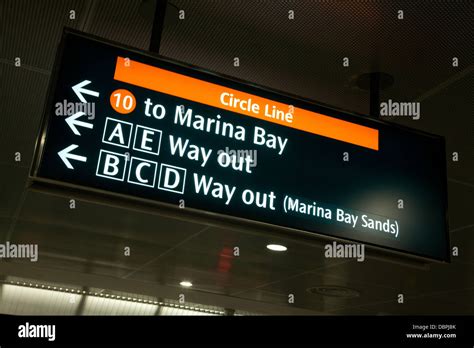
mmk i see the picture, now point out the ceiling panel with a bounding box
[357,289,474,315]
[0,165,28,219]
[2,0,86,70]
[162,0,474,115]
[125,226,355,296]
[85,0,152,49]
[18,190,208,245]
[9,219,173,277]
[174,226,345,274]
[308,255,474,298]
[254,270,402,313]
[0,65,49,166]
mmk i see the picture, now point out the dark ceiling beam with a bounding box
[369,72,380,118]
[149,0,168,54]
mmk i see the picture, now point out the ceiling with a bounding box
[0,0,473,315]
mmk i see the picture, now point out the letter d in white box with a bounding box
[158,163,186,194]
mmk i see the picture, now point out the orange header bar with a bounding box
[114,57,379,150]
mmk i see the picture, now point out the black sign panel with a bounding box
[32,30,449,262]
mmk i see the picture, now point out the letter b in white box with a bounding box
[96,150,127,181]
[158,163,186,194]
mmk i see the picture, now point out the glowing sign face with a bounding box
[32,30,449,262]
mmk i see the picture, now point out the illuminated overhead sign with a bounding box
[31,30,449,262]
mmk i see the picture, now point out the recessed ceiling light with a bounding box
[266,244,287,252]
[180,281,193,287]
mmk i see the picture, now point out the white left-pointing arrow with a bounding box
[58,144,87,169]
[66,111,93,135]
[72,80,100,103]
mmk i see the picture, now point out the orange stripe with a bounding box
[114,57,379,150]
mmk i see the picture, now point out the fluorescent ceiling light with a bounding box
[266,244,287,252]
